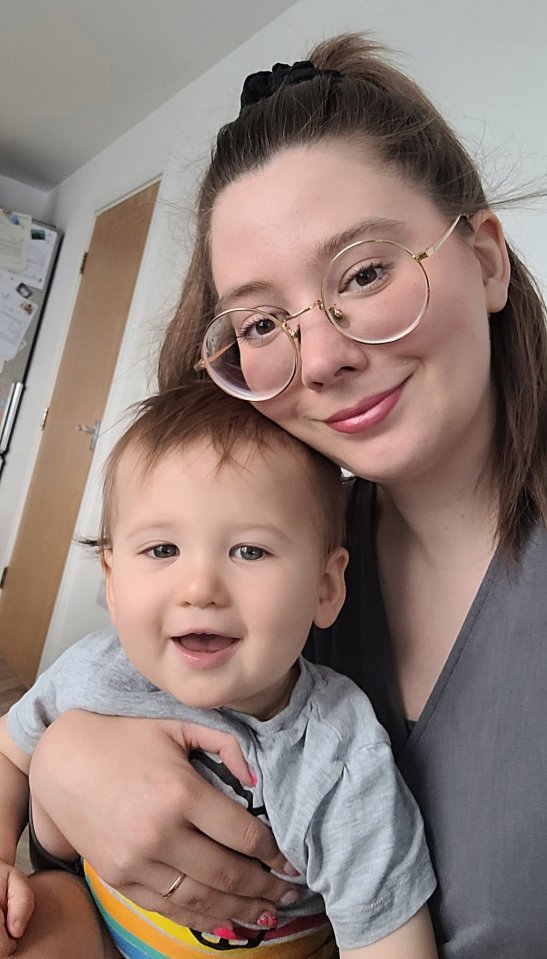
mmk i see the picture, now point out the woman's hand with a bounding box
[29,711,298,931]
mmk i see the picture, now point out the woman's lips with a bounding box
[325,382,406,435]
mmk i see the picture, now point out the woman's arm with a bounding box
[29,711,298,931]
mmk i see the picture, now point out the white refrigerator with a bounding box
[0,212,63,480]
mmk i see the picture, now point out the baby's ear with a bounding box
[100,549,116,623]
[313,547,348,629]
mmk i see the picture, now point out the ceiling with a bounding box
[1,0,298,191]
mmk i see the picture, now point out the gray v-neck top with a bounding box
[306,479,547,958]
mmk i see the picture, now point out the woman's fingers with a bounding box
[155,721,286,869]
[89,764,294,901]
[175,722,255,786]
[119,871,279,931]
[115,813,298,929]
[113,885,225,939]
[160,760,293,878]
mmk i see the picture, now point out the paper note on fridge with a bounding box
[0,211,32,273]
[0,276,36,361]
[15,224,58,289]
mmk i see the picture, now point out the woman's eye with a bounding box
[234,308,286,344]
[240,316,277,340]
[343,262,385,292]
[231,544,267,561]
[145,543,179,559]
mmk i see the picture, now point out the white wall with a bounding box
[1,0,545,670]
[0,173,51,222]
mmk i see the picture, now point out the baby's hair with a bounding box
[94,381,347,557]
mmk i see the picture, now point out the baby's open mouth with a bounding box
[173,633,237,652]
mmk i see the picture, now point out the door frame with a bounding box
[0,179,161,684]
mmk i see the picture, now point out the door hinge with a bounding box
[80,251,88,274]
[40,407,50,431]
[0,567,8,589]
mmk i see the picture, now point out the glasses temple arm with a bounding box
[417,214,464,261]
[194,340,238,372]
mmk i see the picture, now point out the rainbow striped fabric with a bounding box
[84,861,334,959]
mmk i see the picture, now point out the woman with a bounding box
[30,35,547,958]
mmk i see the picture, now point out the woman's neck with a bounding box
[376,436,499,721]
[376,381,499,556]
[377,439,498,569]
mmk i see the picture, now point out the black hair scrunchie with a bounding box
[240,60,343,112]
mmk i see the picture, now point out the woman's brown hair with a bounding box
[158,33,547,559]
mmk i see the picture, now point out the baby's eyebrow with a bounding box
[123,520,174,541]
[233,524,293,545]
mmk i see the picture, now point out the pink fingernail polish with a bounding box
[213,927,235,939]
[283,861,300,877]
[250,770,258,786]
[279,890,300,906]
[257,910,278,928]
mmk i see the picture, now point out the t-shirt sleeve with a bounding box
[6,627,205,756]
[7,628,125,754]
[302,740,436,948]
[8,651,70,754]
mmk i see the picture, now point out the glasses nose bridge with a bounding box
[284,297,324,327]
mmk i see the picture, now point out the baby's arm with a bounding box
[0,715,36,952]
[294,682,438,959]
[341,907,437,959]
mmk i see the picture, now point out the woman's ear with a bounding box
[100,549,117,624]
[313,547,348,629]
[470,212,511,313]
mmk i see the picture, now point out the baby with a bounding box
[0,381,437,958]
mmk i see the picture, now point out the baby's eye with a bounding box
[145,543,179,559]
[231,544,268,562]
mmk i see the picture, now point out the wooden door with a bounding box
[0,181,159,686]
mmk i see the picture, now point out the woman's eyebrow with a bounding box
[310,218,407,266]
[215,280,273,312]
[214,219,407,310]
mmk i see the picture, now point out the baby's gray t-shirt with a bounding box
[9,631,436,947]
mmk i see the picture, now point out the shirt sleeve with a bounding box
[7,628,125,754]
[302,740,437,948]
[7,652,67,753]
[6,627,214,755]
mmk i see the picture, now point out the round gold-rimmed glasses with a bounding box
[195,216,463,401]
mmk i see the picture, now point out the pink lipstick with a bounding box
[325,381,405,434]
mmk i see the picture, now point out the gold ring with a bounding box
[162,872,185,899]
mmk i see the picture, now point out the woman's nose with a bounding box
[297,305,370,390]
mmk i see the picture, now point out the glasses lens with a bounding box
[324,241,429,344]
[202,309,297,400]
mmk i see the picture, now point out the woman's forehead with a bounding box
[210,143,435,292]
